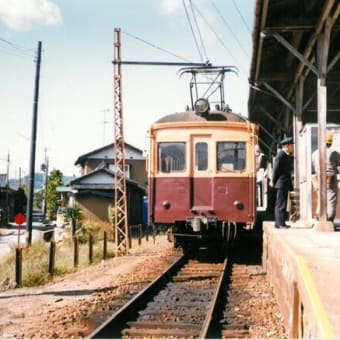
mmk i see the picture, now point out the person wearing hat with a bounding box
[270,136,294,228]
[312,132,340,222]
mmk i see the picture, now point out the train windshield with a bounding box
[217,142,246,171]
[159,142,186,173]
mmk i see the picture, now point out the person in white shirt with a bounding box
[312,132,340,222]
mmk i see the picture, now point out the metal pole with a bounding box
[26,41,42,246]
[6,152,9,224]
[42,149,48,220]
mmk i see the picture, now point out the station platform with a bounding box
[262,221,340,339]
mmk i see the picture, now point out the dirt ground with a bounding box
[0,235,287,339]
[0,236,178,339]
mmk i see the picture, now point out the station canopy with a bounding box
[248,0,340,155]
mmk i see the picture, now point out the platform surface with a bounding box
[263,220,340,338]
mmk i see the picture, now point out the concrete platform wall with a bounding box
[262,225,336,339]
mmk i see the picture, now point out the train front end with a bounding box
[147,108,258,250]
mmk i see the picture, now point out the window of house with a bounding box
[159,142,186,173]
[109,163,130,178]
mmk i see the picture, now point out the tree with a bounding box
[66,204,82,237]
[14,187,27,215]
[46,169,63,219]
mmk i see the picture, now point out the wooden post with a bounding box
[89,234,93,264]
[138,224,142,246]
[15,248,22,288]
[73,236,79,267]
[103,231,107,259]
[314,22,333,231]
[128,225,132,249]
[146,225,149,242]
[48,240,56,275]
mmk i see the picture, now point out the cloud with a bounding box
[160,0,183,15]
[0,0,62,31]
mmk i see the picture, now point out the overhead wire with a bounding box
[188,0,209,62]
[0,37,35,59]
[121,30,192,63]
[210,0,250,59]
[231,0,252,35]
[191,3,248,77]
[182,0,204,62]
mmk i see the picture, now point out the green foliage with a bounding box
[0,234,115,288]
[33,190,44,210]
[46,169,63,219]
[65,205,82,220]
[77,222,101,243]
[14,187,28,214]
[108,205,115,225]
[108,205,116,242]
[21,240,50,286]
[65,205,82,236]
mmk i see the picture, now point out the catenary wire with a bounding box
[0,37,35,58]
[121,30,192,63]
[231,0,252,35]
[210,0,250,58]
[189,0,209,62]
[191,3,248,76]
[182,0,204,62]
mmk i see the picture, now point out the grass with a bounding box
[0,232,116,288]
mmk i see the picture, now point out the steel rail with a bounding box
[88,254,187,338]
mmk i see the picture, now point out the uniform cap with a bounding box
[280,136,294,146]
[326,132,333,144]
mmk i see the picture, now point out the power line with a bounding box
[121,30,192,63]
[231,0,252,35]
[191,3,248,76]
[0,37,35,58]
[182,0,204,62]
[210,0,250,59]
[189,0,209,62]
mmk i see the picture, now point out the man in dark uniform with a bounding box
[270,137,294,228]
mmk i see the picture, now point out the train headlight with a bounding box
[194,98,209,115]
[162,201,171,210]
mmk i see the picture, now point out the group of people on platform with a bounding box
[256,131,340,229]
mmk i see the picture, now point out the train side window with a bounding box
[195,142,208,171]
[217,142,246,172]
[158,142,186,173]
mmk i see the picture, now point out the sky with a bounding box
[0,0,255,179]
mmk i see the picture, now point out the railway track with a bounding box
[89,254,228,339]
[88,232,281,339]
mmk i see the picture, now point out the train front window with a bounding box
[159,142,186,173]
[217,142,246,171]
[195,142,208,171]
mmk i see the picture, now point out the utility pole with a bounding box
[113,28,129,255]
[41,148,48,220]
[6,152,9,224]
[111,28,210,254]
[26,41,42,246]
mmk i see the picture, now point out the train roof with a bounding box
[154,110,248,124]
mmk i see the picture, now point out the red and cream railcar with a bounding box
[147,105,259,249]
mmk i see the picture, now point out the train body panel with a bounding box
[151,176,255,224]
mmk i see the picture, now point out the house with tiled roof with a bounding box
[65,143,147,228]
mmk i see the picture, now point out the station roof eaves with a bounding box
[248,0,340,154]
